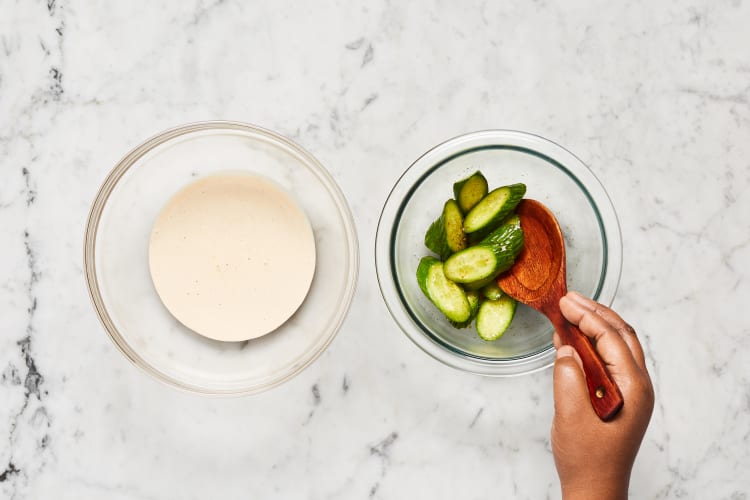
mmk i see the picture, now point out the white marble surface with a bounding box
[1,1,749,498]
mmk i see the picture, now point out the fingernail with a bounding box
[567,290,585,301]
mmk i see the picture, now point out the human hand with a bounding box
[551,291,654,500]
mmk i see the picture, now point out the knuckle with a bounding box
[580,310,612,338]
[619,322,638,337]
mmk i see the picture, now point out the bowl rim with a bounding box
[84,120,359,395]
[375,129,622,376]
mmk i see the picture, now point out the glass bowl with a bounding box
[84,121,358,395]
[375,130,621,376]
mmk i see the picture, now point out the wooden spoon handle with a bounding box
[551,314,624,421]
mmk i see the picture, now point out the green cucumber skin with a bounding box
[424,217,451,260]
[424,199,466,260]
[443,215,524,283]
[476,294,517,341]
[416,256,438,298]
[452,171,489,213]
[480,215,524,258]
[449,290,480,328]
[463,183,526,235]
[416,256,471,323]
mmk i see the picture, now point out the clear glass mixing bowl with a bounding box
[375,130,621,376]
[84,121,358,395]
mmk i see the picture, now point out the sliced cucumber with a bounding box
[452,171,489,213]
[450,290,480,329]
[480,214,524,252]
[424,199,467,260]
[481,281,504,301]
[416,257,471,323]
[443,215,524,283]
[442,246,503,284]
[476,294,517,341]
[463,183,526,235]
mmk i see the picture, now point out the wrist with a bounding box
[560,475,629,500]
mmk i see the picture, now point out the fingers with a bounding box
[553,345,591,419]
[559,294,640,376]
[567,291,647,371]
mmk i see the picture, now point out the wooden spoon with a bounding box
[497,199,624,421]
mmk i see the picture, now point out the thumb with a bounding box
[553,345,590,419]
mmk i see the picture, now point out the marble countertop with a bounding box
[2,1,749,498]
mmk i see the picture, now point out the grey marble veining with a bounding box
[2,0,750,498]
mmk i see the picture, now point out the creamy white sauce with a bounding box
[148,173,316,342]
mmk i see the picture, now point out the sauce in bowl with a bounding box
[148,173,316,342]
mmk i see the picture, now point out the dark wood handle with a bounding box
[550,312,624,421]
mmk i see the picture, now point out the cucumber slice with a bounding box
[443,215,524,283]
[452,171,489,213]
[481,281,504,301]
[464,183,526,235]
[416,257,471,323]
[476,294,517,341]
[450,290,480,328]
[480,214,524,250]
[424,199,467,260]
[442,246,503,284]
